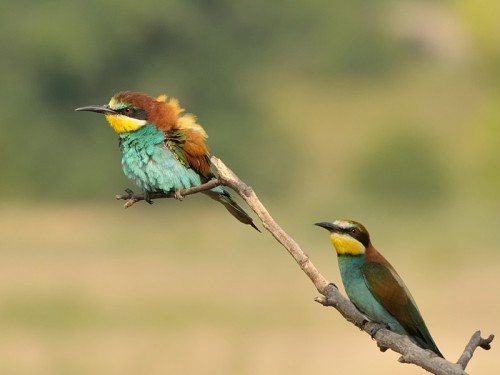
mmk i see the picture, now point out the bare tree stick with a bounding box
[210,157,330,293]
[456,331,494,370]
[115,179,220,208]
[208,156,494,375]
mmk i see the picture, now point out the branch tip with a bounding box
[480,334,494,350]
[314,296,328,305]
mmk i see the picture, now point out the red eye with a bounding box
[123,108,132,115]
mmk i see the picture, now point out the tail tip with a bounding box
[250,222,261,232]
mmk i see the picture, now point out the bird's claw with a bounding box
[144,191,154,205]
[173,190,184,201]
[366,322,389,339]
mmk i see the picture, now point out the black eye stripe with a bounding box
[343,226,369,247]
[118,107,147,120]
[118,107,134,115]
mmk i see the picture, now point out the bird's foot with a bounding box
[173,190,184,201]
[144,191,154,205]
[365,322,389,339]
[359,318,370,332]
[116,188,153,202]
[361,320,390,352]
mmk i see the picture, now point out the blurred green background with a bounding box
[1,0,499,374]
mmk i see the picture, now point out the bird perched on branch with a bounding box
[76,91,258,231]
[315,220,443,357]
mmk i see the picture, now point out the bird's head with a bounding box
[76,91,181,133]
[315,220,371,256]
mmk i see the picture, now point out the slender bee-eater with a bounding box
[76,91,258,231]
[315,219,443,357]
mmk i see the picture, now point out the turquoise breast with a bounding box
[119,125,202,192]
[338,255,408,335]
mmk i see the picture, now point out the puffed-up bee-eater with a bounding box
[315,219,443,357]
[76,91,258,231]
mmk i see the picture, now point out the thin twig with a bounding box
[456,331,494,370]
[211,157,330,293]
[115,179,220,208]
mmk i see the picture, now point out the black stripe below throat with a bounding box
[337,253,364,258]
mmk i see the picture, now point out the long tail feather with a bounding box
[204,189,260,231]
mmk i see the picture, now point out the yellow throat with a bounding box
[329,233,365,255]
[104,114,146,133]
[104,96,147,134]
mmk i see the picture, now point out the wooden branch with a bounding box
[456,331,494,370]
[115,179,220,208]
[209,156,494,375]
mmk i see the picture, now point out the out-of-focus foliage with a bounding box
[354,129,449,210]
[0,0,391,199]
[0,0,499,226]
[2,0,498,207]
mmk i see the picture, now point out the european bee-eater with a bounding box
[76,91,258,230]
[315,220,443,357]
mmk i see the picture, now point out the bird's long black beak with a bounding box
[75,105,117,115]
[314,222,339,232]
